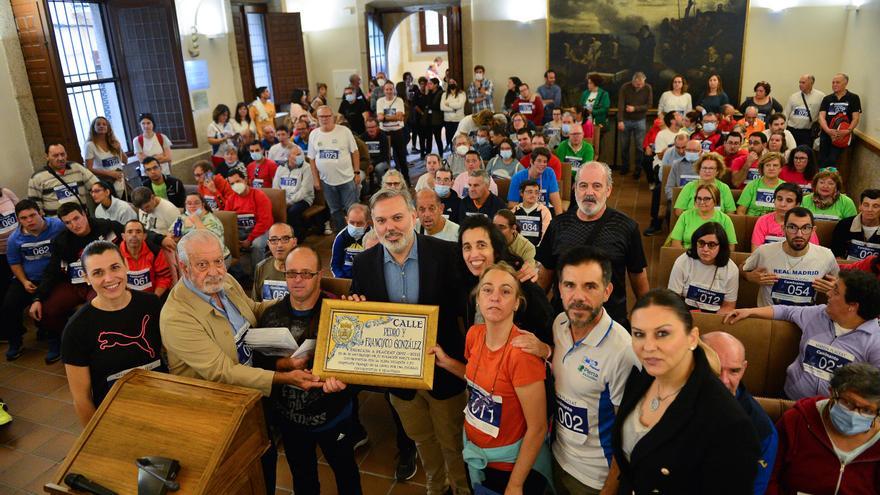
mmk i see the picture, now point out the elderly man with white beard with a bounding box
[535,161,649,329]
[160,229,340,494]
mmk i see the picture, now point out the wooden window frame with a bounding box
[418,10,447,52]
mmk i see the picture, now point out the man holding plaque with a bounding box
[349,188,469,495]
[255,246,361,495]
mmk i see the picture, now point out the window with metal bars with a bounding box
[48,1,128,153]
[246,12,273,97]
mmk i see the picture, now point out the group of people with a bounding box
[0,57,876,495]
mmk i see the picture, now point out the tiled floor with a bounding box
[0,158,663,494]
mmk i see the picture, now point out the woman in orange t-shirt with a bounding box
[432,262,548,494]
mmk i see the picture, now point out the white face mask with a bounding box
[230,182,247,195]
[376,78,386,87]
[475,73,484,81]
[455,145,469,156]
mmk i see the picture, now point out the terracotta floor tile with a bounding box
[23,462,60,494]
[47,386,72,403]
[389,480,432,494]
[0,453,56,488]
[0,365,26,384]
[0,417,38,446]
[0,446,25,473]
[32,430,77,463]
[2,424,58,454]
[12,397,68,426]
[0,369,67,398]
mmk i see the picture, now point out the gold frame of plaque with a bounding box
[313,299,439,389]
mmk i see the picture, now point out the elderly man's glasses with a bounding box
[285,270,319,280]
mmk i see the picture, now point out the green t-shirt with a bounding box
[802,193,858,221]
[670,208,738,248]
[738,178,785,217]
[555,139,595,174]
[674,179,736,213]
[151,181,168,200]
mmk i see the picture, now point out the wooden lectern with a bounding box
[44,370,270,494]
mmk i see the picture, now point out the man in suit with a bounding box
[349,188,469,495]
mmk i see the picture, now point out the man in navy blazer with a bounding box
[350,187,469,495]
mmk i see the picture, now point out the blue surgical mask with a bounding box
[561,123,571,134]
[191,208,204,217]
[434,184,450,196]
[293,154,305,167]
[500,149,513,159]
[250,151,263,161]
[702,122,717,133]
[345,94,356,103]
[685,151,700,162]
[476,136,487,145]
[830,400,875,435]
[347,224,365,238]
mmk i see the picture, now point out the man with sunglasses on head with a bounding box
[742,206,838,307]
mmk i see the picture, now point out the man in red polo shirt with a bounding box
[120,219,172,297]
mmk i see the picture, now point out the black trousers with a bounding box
[788,126,813,148]
[286,200,311,243]
[479,467,546,494]
[278,416,363,495]
[818,132,846,168]
[0,277,32,346]
[387,128,412,187]
[444,122,459,149]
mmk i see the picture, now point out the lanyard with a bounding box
[562,320,613,364]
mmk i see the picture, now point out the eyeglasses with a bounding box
[834,394,879,417]
[820,167,838,173]
[785,224,814,234]
[700,167,717,172]
[696,240,720,249]
[192,258,226,272]
[694,196,714,204]
[284,270,319,280]
[268,236,293,244]
[794,156,809,161]
[317,114,333,119]
[384,181,402,188]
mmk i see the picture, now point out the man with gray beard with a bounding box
[515,246,638,494]
[348,187,470,494]
[536,162,649,328]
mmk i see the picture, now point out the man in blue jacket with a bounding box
[703,331,777,495]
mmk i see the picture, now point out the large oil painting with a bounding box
[549,0,749,109]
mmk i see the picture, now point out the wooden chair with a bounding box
[259,187,287,224]
[656,246,686,288]
[215,210,241,263]
[321,277,352,296]
[495,177,511,204]
[731,251,759,308]
[303,188,328,225]
[560,161,572,211]
[814,219,838,248]
[728,214,750,249]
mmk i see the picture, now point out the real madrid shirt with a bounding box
[551,310,639,489]
[743,242,838,307]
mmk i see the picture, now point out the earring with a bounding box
[689,346,696,351]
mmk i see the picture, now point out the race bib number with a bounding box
[519,103,534,114]
[383,107,397,116]
[344,246,363,267]
[237,214,256,239]
[466,211,488,218]
[126,268,152,291]
[555,394,588,442]
[771,278,815,305]
[799,184,813,194]
[685,284,724,313]
[252,178,264,189]
[67,260,85,284]
[755,188,776,209]
[679,174,699,187]
[792,106,810,118]
[516,215,541,238]
[746,168,761,183]
[261,279,289,301]
[546,127,559,136]
[565,156,584,170]
[827,102,849,116]
[53,184,76,202]
[280,177,298,189]
[803,340,854,382]
[318,149,340,160]
[21,240,52,261]
[846,239,880,261]
[366,141,381,154]
[100,156,122,170]
[764,235,785,244]
[465,380,502,438]
[814,212,840,222]
[204,195,218,210]
[700,140,713,152]
[540,189,548,206]
[234,320,253,366]
[0,212,18,234]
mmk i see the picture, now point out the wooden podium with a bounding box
[44,370,270,494]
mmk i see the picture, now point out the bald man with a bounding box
[415,189,459,242]
[703,331,777,495]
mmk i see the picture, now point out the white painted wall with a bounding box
[840,1,880,140]
[387,14,445,83]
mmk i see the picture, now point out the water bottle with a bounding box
[172,218,183,237]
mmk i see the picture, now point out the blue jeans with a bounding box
[619,119,647,171]
[322,180,358,232]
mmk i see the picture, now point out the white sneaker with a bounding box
[323,222,333,235]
